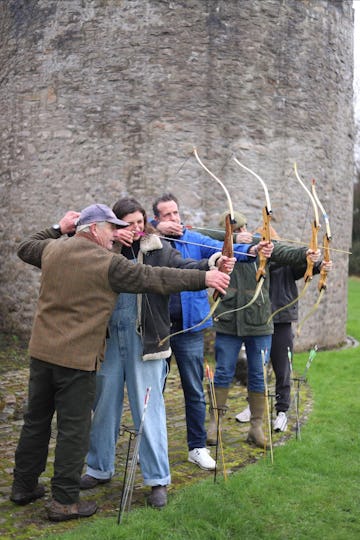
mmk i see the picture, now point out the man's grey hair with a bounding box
[76,221,108,233]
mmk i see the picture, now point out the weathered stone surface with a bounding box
[0,0,354,350]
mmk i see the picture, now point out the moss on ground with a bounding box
[0,332,312,539]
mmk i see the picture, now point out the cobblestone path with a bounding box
[0,356,311,540]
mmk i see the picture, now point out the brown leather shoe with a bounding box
[47,499,98,522]
[80,474,111,490]
[10,484,45,506]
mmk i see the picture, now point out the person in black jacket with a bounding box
[236,226,332,432]
[268,253,332,431]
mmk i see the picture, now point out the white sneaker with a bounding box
[188,448,216,470]
[273,411,288,432]
[235,405,251,423]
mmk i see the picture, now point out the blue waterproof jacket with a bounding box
[169,228,252,332]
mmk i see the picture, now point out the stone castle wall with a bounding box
[0,0,354,349]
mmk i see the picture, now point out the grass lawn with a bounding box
[42,277,360,540]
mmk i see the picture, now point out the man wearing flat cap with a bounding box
[10,203,231,522]
[218,210,247,231]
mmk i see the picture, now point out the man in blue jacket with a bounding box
[152,193,272,470]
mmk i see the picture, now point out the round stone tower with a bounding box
[0,0,354,349]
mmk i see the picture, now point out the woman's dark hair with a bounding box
[112,197,155,234]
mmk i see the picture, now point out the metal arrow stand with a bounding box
[290,346,318,440]
[117,387,151,524]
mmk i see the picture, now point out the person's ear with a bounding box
[90,223,98,235]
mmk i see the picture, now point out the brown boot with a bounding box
[247,391,267,448]
[207,386,230,446]
[46,499,98,522]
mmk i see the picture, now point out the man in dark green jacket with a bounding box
[203,212,321,448]
[238,240,332,433]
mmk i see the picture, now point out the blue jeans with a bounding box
[214,332,272,393]
[86,293,170,486]
[170,331,206,450]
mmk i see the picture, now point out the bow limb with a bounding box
[294,163,320,283]
[256,206,272,282]
[212,212,234,302]
[311,179,332,293]
[193,148,235,300]
[233,157,272,302]
[233,158,272,282]
[296,180,332,336]
[267,163,320,325]
[215,158,273,322]
[158,149,235,346]
[193,147,235,221]
[233,157,272,212]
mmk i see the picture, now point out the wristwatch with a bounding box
[51,223,62,234]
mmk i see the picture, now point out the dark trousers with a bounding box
[170,331,206,450]
[270,323,293,413]
[13,358,96,504]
